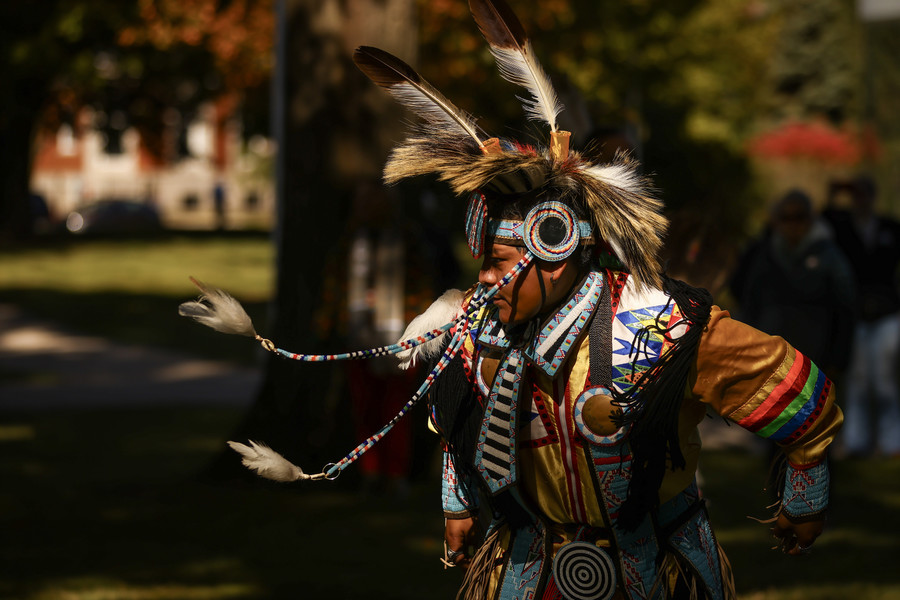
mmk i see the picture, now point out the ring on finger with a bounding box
[447,548,465,562]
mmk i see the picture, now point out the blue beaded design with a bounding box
[782,460,830,519]
[474,271,603,378]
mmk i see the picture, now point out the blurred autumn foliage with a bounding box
[414,0,900,288]
[418,1,779,150]
[0,1,277,241]
[2,0,899,250]
[748,121,883,165]
[119,0,274,89]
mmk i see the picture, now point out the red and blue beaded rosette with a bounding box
[523,201,582,261]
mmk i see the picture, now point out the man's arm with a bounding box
[690,308,843,553]
[441,447,480,568]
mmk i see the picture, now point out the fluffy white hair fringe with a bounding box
[226,440,311,482]
[396,288,465,370]
[178,277,257,338]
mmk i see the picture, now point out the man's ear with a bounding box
[542,258,573,282]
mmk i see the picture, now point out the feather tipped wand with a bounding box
[469,0,563,132]
[353,46,489,149]
[227,440,323,482]
[178,277,257,338]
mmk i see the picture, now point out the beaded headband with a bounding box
[467,193,593,261]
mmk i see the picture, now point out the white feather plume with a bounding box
[396,289,465,370]
[469,0,563,132]
[227,440,309,482]
[178,277,257,338]
[491,45,562,132]
[583,162,644,196]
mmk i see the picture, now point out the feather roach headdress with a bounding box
[178,0,671,487]
[355,0,668,289]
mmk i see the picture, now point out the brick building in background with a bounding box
[30,95,275,232]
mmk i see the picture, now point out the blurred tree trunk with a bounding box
[0,55,48,244]
[0,103,40,243]
[205,0,417,481]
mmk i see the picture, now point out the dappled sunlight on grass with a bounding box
[0,234,273,299]
[30,579,261,600]
[707,523,769,545]
[740,583,900,600]
[0,423,36,441]
[0,406,462,599]
[0,234,273,364]
[824,527,900,548]
[2,409,899,599]
[698,450,900,599]
[176,558,247,578]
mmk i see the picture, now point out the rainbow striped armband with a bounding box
[735,348,831,445]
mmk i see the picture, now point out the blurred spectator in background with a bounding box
[317,182,442,497]
[28,192,51,234]
[823,176,900,458]
[730,189,856,380]
[213,180,227,231]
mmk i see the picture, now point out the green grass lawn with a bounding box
[0,406,461,600]
[0,233,274,364]
[2,406,898,600]
[2,235,900,599]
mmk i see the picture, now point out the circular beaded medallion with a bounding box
[523,201,580,261]
[573,386,630,446]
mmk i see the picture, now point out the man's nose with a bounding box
[478,264,497,285]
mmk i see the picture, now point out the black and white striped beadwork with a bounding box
[476,349,523,491]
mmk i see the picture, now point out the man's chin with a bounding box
[492,304,515,324]
[500,310,531,326]
[492,300,530,325]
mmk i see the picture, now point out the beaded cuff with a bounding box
[782,459,829,521]
[442,450,478,517]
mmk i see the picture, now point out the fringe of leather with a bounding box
[457,526,503,600]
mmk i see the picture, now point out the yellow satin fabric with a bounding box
[518,336,708,526]
[520,339,607,525]
[482,307,843,528]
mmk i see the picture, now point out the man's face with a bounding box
[478,242,541,324]
[774,204,812,248]
[478,241,577,325]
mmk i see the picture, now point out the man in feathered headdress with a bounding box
[352,2,841,599]
[181,1,842,598]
